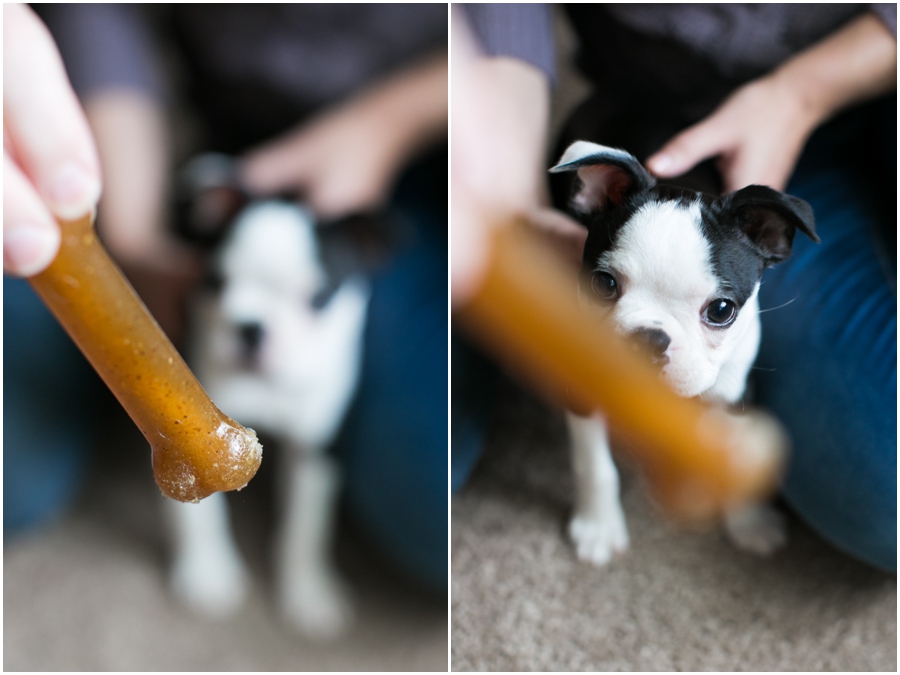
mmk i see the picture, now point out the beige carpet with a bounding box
[4,404,447,672]
[451,378,896,671]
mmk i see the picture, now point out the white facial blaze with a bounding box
[599,200,757,399]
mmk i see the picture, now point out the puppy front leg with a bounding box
[275,450,353,639]
[566,412,629,565]
[165,492,250,617]
[724,502,788,556]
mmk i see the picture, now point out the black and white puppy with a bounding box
[166,154,369,638]
[550,141,818,565]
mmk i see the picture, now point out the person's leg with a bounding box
[450,335,496,493]
[340,235,447,589]
[339,152,448,590]
[4,279,98,535]
[756,101,896,572]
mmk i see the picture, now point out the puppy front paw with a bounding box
[279,570,355,639]
[568,508,630,566]
[724,503,788,556]
[170,549,250,618]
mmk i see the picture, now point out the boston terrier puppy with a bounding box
[166,154,369,637]
[550,141,818,565]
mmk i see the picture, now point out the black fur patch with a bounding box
[579,185,774,310]
[696,196,768,308]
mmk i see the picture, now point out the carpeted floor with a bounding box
[4,404,447,672]
[451,378,896,672]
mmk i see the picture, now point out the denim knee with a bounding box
[339,234,448,589]
[755,122,896,571]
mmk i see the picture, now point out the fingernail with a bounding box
[45,163,101,220]
[649,155,673,174]
[4,222,60,277]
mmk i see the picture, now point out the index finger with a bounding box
[3,4,101,220]
[645,118,729,180]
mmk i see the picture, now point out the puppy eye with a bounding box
[705,299,737,326]
[590,272,618,301]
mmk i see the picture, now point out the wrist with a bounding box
[353,54,448,161]
[764,14,897,132]
[759,69,824,140]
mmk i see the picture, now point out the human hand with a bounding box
[3,4,102,276]
[241,53,447,221]
[240,102,404,220]
[646,76,818,193]
[115,241,202,343]
[527,207,587,267]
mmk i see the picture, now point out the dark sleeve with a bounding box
[460,3,555,83]
[34,4,166,101]
[869,4,897,37]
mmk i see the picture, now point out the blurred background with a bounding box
[5,4,448,670]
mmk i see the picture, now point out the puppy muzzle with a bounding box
[237,321,264,363]
[627,327,671,367]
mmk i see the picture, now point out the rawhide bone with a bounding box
[29,213,262,502]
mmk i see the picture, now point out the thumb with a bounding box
[646,119,729,178]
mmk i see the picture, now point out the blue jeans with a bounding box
[451,335,497,493]
[3,278,98,534]
[756,100,896,572]
[336,152,448,590]
[340,226,448,590]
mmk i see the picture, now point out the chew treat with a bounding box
[29,213,262,502]
[458,220,787,523]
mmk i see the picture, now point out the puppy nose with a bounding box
[629,327,670,365]
[237,322,264,353]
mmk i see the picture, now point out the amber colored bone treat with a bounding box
[457,220,787,523]
[29,213,261,502]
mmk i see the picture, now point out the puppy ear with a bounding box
[549,141,655,216]
[725,185,819,266]
[175,153,249,246]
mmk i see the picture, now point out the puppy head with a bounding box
[179,153,381,378]
[204,201,341,373]
[551,141,818,397]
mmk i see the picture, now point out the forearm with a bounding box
[83,90,169,264]
[769,13,897,129]
[455,56,550,212]
[451,9,554,302]
[348,50,448,165]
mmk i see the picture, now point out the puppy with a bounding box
[166,155,369,638]
[549,142,818,565]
